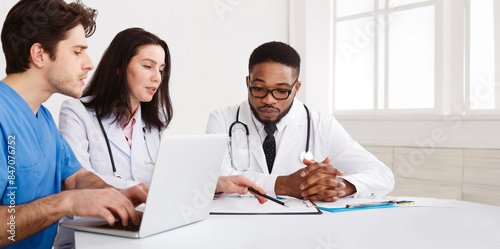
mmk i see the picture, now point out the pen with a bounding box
[345,200,396,208]
[396,200,415,205]
[247,187,289,207]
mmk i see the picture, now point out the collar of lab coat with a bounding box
[238,99,304,174]
[99,105,144,157]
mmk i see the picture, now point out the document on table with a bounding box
[210,195,322,215]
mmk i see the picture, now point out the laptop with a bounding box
[60,134,227,238]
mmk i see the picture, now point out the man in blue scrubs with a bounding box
[0,1,148,248]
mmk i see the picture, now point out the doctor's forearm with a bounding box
[274,175,298,197]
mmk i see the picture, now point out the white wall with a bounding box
[0,0,289,134]
[289,0,333,115]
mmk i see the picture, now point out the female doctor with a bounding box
[56,27,266,249]
[58,28,267,194]
[59,28,170,188]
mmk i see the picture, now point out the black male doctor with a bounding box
[206,41,394,202]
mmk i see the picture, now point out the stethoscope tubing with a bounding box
[95,110,155,179]
[96,110,120,178]
[229,103,312,170]
[304,104,311,152]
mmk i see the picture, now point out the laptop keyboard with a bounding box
[97,221,141,232]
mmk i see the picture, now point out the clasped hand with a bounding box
[282,158,348,202]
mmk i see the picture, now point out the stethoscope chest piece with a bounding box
[299,150,314,162]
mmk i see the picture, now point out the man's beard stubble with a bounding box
[248,99,294,127]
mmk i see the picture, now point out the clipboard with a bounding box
[210,195,322,215]
[315,197,414,213]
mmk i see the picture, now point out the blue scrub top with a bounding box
[0,81,82,249]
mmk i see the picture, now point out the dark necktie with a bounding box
[263,123,277,173]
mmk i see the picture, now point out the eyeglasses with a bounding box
[248,77,298,100]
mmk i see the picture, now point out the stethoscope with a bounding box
[228,103,313,171]
[95,111,155,179]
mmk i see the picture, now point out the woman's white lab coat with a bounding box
[58,97,162,188]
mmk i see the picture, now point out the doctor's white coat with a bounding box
[206,99,394,197]
[58,98,162,188]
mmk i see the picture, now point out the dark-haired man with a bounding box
[1,1,270,247]
[0,1,149,248]
[207,41,395,202]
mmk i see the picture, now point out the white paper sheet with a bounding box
[210,195,321,214]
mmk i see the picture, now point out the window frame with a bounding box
[332,0,441,114]
[330,0,500,121]
[289,0,500,149]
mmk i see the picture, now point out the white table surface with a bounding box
[74,197,500,249]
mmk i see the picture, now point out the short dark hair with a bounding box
[82,28,173,131]
[1,0,97,74]
[248,41,301,78]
